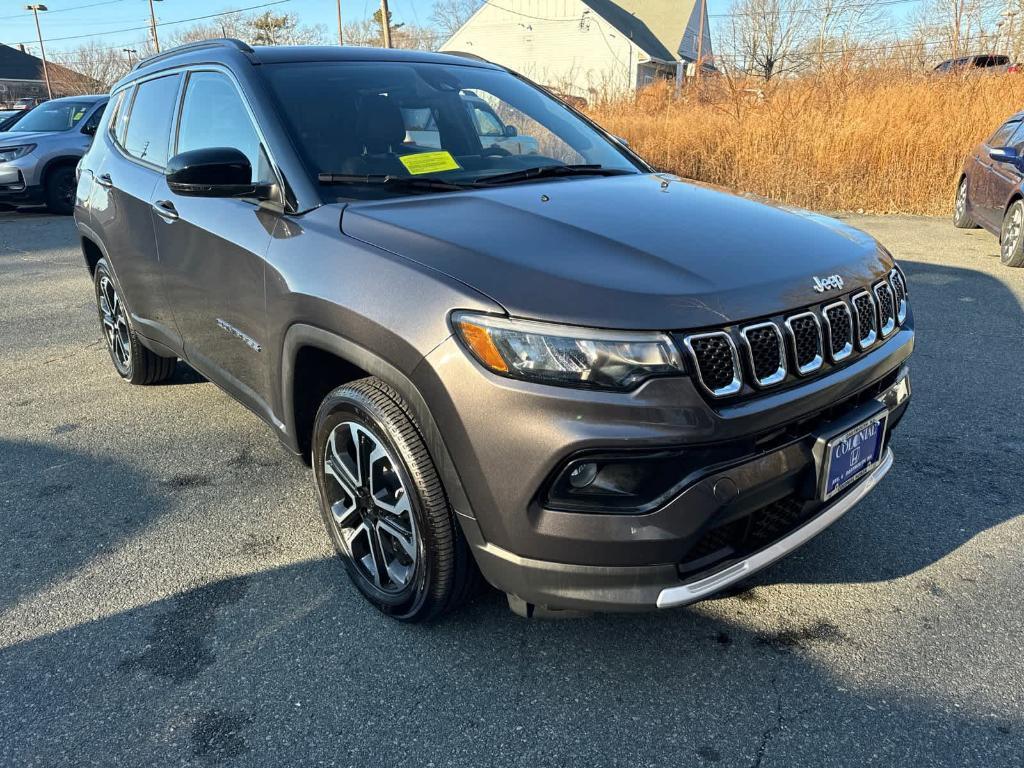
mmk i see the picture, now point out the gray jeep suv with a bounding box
[74,40,913,621]
[0,94,107,213]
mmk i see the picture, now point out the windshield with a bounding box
[263,61,643,200]
[10,101,94,133]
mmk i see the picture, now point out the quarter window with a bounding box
[989,120,1020,148]
[122,75,181,167]
[176,71,273,183]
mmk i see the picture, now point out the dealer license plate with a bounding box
[821,412,887,501]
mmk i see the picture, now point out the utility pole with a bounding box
[694,0,707,82]
[147,0,162,53]
[25,4,51,99]
[123,47,137,66]
[379,0,392,48]
[337,0,344,45]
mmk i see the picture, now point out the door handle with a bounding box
[151,199,179,221]
[96,173,113,188]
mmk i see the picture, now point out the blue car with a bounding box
[955,110,1024,267]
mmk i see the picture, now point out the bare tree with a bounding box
[720,0,813,80]
[162,11,326,48]
[805,0,887,68]
[430,0,482,40]
[912,0,1002,62]
[50,42,130,94]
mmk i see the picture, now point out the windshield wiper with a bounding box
[472,164,635,186]
[317,173,470,192]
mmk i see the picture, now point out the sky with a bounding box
[1,0,921,58]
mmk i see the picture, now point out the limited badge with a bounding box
[399,151,461,175]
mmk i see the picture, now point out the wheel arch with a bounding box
[1006,190,1024,216]
[40,154,82,187]
[281,324,476,519]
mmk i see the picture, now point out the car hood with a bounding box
[340,174,892,330]
[0,130,64,142]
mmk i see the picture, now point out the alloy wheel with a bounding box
[98,275,131,372]
[322,421,419,593]
[1003,204,1023,262]
[955,181,967,221]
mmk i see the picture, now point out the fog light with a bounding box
[568,462,598,488]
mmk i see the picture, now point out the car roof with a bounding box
[124,39,503,86]
[44,94,107,104]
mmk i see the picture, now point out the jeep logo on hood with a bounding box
[812,275,845,293]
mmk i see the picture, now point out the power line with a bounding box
[8,0,293,47]
[0,0,128,22]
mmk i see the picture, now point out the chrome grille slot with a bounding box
[889,268,907,323]
[784,312,823,375]
[683,332,742,397]
[873,281,896,338]
[740,322,786,387]
[822,301,854,362]
[851,291,878,349]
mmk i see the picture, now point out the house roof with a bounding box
[580,0,697,63]
[0,43,49,81]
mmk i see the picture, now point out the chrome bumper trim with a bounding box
[656,447,894,608]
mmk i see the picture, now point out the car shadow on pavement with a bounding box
[0,558,1019,767]
[749,258,1023,590]
[0,439,171,614]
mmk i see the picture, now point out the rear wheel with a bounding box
[1000,200,1024,267]
[94,258,177,383]
[312,377,477,622]
[45,165,77,215]
[952,177,976,229]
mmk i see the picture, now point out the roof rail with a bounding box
[132,38,254,71]
[443,50,492,64]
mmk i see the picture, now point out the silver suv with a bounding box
[0,94,107,214]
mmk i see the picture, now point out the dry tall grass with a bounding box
[587,70,1024,215]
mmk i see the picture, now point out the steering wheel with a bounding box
[481,145,512,157]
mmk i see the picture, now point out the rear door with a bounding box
[151,68,276,413]
[89,74,183,350]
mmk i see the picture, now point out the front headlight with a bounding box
[452,312,685,390]
[0,144,35,163]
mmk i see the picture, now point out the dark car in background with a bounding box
[954,110,1024,266]
[75,40,913,622]
[934,54,1017,74]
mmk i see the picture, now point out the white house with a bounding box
[440,0,713,100]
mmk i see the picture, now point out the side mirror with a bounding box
[165,147,271,199]
[502,124,518,138]
[990,146,1021,166]
[80,121,97,137]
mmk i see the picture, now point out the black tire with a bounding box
[45,165,77,215]
[94,258,178,384]
[952,177,976,229]
[312,377,477,622]
[1000,200,1024,267]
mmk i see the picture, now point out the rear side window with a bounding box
[106,88,130,144]
[989,120,1020,147]
[123,74,181,167]
[176,71,273,183]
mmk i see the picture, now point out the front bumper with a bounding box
[418,319,913,611]
[462,448,893,612]
[0,164,42,204]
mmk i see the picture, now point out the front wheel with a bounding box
[952,177,976,229]
[45,165,77,215]
[312,377,477,622]
[1000,200,1024,267]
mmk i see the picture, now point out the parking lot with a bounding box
[1,208,1022,767]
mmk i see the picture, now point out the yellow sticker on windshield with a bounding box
[399,151,461,175]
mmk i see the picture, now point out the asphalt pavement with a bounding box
[1,207,1022,767]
